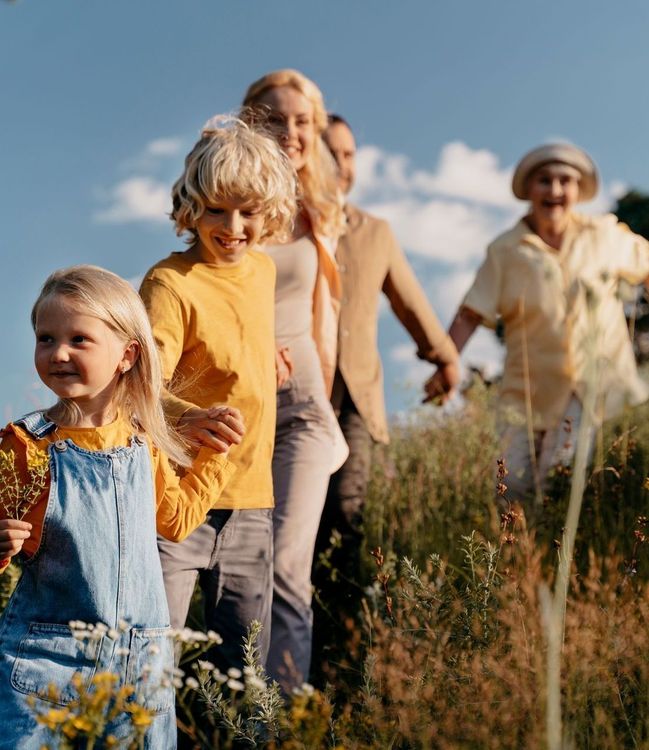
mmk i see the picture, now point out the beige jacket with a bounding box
[337,204,458,443]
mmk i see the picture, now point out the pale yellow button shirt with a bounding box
[463,213,649,430]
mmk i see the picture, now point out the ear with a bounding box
[119,341,140,375]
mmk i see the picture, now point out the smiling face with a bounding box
[527,163,580,230]
[323,120,356,195]
[193,197,266,265]
[34,295,137,422]
[254,85,316,172]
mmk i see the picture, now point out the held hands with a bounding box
[275,346,293,389]
[178,406,245,455]
[0,518,32,561]
[423,360,461,404]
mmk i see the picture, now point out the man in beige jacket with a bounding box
[312,115,459,673]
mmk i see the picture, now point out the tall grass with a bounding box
[2,383,649,747]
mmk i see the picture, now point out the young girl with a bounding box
[0,265,241,750]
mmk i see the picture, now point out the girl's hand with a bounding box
[178,406,245,454]
[0,519,32,559]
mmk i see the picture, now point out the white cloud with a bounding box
[145,137,183,157]
[351,142,521,266]
[356,140,621,381]
[94,177,170,224]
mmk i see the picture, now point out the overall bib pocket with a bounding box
[125,627,174,714]
[11,622,103,705]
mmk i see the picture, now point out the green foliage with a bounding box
[614,189,649,241]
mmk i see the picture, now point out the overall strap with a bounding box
[14,410,57,439]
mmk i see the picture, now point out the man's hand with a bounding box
[276,346,293,389]
[423,360,461,404]
[178,406,245,454]
[0,518,32,560]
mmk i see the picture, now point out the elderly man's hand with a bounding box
[423,361,461,404]
[178,406,245,454]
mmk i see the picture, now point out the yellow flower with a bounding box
[37,707,70,731]
[71,715,94,733]
[128,704,153,728]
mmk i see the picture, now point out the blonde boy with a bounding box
[140,117,297,671]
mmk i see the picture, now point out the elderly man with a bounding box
[312,115,459,658]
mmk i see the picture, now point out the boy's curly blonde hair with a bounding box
[171,115,298,244]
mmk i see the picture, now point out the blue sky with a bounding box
[2,0,649,420]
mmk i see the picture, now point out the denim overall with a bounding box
[0,412,176,750]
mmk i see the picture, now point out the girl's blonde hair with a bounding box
[171,115,297,244]
[31,265,190,466]
[242,69,345,239]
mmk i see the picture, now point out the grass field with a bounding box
[3,381,649,748]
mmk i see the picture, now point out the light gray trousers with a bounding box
[499,396,594,512]
[267,382,335,692]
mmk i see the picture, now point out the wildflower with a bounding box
[185,677,200,690]
[38,707,70,731]
[245,674,267,691]
[213,670,227,684]
[227,678,245,692]
[115,647,130,657]
[147,644,160,655]
[128,705,153,728]
[71,716,93,733]
[227,667,242,679]
[207,629,223,644]
[196,660,215,672]
[0,446,49,520]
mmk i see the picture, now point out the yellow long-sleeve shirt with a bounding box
[140,248,277,509]
[0,416,235,572]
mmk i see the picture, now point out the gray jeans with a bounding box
[158,508,273,673]
[266,382,334,692]
[312,381,373,681]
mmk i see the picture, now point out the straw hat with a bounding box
[512,143,599,202]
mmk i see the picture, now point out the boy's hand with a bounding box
[423,361,461,404]
[178,406,245,454]
[276,346,293,389]
[0,519,32,559]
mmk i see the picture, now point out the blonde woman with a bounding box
[243,69,347,692]
[429,143,649,510]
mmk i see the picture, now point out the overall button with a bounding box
[54,440,68,452]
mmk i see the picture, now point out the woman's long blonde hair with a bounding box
[242,69,345,239]
[31,265,190,466]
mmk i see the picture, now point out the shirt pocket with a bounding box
[11,622,103,705]
[125,626,175,715]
